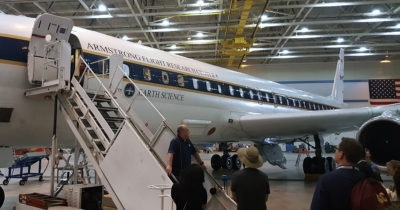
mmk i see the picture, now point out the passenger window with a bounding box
[123,64,130,77]
[294,100,299,107]
[162,71,169,84]
[193,78,199,90]
[143,67,151,81]
[218,84,222,94]
[177,75,185,87]
[288,98,294,106]
[206,81,211,92]
[229,86,234,96]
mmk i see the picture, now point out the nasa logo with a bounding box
[124,83,135,97]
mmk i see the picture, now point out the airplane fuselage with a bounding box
[0,14,343,148]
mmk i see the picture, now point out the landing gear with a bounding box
[221,154,233,170]
[211,151,242,171]
[2,179,9,186]
[231,154,242,170]
[211,154,222,170]
[301,135,335,174]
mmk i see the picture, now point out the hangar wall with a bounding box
[241,60,400,108]
[241,60,400,148]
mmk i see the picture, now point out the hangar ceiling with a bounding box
[1,0,400,69]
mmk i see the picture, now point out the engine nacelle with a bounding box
[357,111,400,165]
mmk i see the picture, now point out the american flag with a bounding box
[369,79,400,105]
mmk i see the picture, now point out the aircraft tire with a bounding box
[0,185,4,208]
[231,154,242,170]
[222,154,233,170]
[211,154,222,170]
[311,157,326,174]
[303,157,312,174]
[324,157,335,172]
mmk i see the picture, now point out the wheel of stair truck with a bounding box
[221,154,233,170]
[0,185,4,208]
[231,154,242,170]
[39,175,43,182]
[311,157,326,174]
[303,157,312,174]
[2,179,8,186]
[19,180,26,186]
[211,154,222,170]
[324,157,336,172]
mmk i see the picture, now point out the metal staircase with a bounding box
[25,13,237,210]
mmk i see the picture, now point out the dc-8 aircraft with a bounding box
[0,13,399,175]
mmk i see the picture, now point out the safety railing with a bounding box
[148,185,174,210]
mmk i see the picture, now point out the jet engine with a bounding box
[357,111,400,165]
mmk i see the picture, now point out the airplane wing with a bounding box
[232,103,400,166]
[233,104,399,139]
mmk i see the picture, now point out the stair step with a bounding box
[87,93,112,102]
[104,117,124,123]
[97,107,119,112]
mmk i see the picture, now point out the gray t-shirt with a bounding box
[231,168,270,210]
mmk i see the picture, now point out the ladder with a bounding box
[26,13,237,210]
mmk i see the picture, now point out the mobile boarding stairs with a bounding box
[24,13,236,210]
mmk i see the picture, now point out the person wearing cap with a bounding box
[231,146,270,210]
[166,124,206,179]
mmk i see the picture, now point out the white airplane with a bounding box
[0,13,399,174]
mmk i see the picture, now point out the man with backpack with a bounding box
[311,138,364,210]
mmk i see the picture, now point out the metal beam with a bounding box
[33,2,47,12]
[139,30,400,44]
[165,43,400,54]
[94,17,400,34]
[130,0,160,49]
[269,0,400,9]
[6,4,23,15]
[195,51,400,60]
[77,0,90,11]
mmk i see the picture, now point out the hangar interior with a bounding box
[0,0,400,210]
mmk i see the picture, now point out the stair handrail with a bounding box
[78,56,129,120]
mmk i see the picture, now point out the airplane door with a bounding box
[27,13,73,85]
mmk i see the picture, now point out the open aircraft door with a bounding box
[27,13,73,90]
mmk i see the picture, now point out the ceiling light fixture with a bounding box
[171,44,177,49]
[358,47,368,52]
[122,35,128,40]
[196,32,205,37]
[395,23,400,29]
[300,27,309,32]
[261,15,268,21]
[370,9,381,16]
[196,0,204,6]
[337,37,344,43]
[161,19,170,26]
[98,4,107,12]
[281,50,289,54]
[381,51,391,63]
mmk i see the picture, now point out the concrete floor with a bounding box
[0,152,394,210]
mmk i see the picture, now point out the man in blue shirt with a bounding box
[311,138,364,210]
[166,125,206,178]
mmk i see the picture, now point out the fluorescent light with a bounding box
[337,37,344,43]
[358,47,368,52]
[98,4,107,12]
[380,59,391,63]
[300,27,309,32]
[395,23,400,29]
[122,35,128,40]
[281,50,289,54]
[261,15,268,21]
[370,9,381,16]
[161,20,170,26]
[196,0,204,6]
[171,44,177,49]
[187,37,192,40]
[196,32,205,37]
